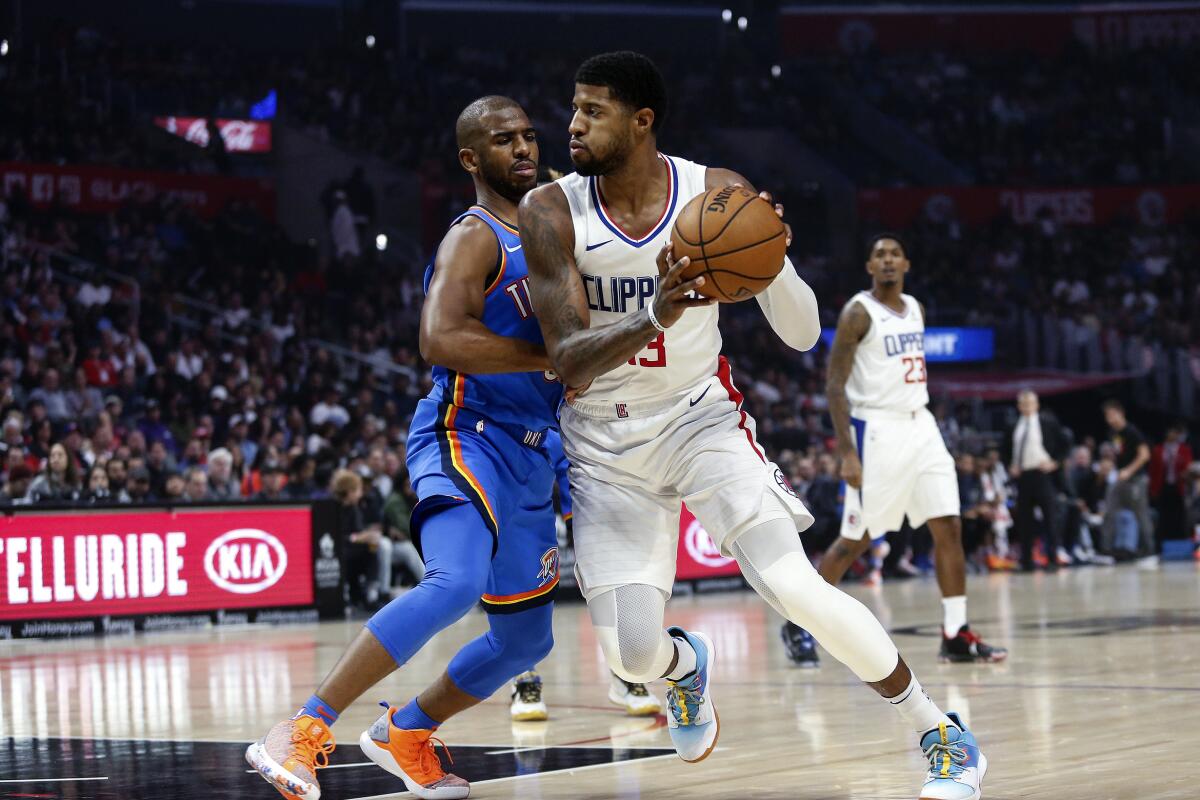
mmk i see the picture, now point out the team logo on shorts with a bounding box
[773,468,798,498]
[847,512,862,529]
[615,403,629,418]
[536,547,559,586]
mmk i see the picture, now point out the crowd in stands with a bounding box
[2,27,1198,608]
[813,44,1197,186]
[886,197,1200,344]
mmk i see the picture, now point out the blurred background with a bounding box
[1,0,1197,612]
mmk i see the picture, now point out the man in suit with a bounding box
[1006,390,1071,571]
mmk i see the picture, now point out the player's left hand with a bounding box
[565,379,592,404]
[732,183,792,247]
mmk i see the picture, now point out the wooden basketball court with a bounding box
[2,565,1197,799]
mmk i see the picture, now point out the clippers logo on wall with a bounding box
[153,116,273,153]
[0,508,313,621]
[677,506,740,581]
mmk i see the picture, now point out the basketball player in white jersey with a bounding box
[782,235,1007,669]
[520,52,987,799]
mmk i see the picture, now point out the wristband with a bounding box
[646,301,669,333]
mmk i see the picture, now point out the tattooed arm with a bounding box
[518,183,713,389]
[826,300,872,488]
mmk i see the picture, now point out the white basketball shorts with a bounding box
[840,407,960,541]
[561,358,814,601]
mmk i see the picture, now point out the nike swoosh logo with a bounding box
[689,385,711,407]
[504,242,522,253]
[585,240,613,251]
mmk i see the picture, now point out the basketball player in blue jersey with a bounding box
[247,96,563,800]
[520,52,987,799]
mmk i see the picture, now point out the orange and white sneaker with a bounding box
[245,714,335,799]
[358,704,470,799]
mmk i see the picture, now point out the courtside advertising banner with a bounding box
[0,507,313,622]
[676,506,741,581]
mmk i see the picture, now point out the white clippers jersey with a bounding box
[844,291,930,413]
[557,154,720,403]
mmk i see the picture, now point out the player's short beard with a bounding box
[479,156,535,202]
[573,129,633,177]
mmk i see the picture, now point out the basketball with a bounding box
[671,186,788,302]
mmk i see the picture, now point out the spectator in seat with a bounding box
[29,368,71,424]
[206,447,241,500]
[84,463,115,504]
[183,467,212,502]
[163,470,187,503]
[1149,422,1192,542]
[284,454,318,500]
[26,442,81,504]
[1,464,33,506]
[253,460,288,501]
[126,465,156,503]
[105,456,128,491]
[382,467,425,587]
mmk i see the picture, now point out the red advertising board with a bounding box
[153,116,273,153]
[858,184,1200,230]
[781,3,1200,56]
[0,162,275,220]
[0,507,313,621]
[676,505,742,581]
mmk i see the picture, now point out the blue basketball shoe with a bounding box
[664,627,719,763]
[919,712,987,800]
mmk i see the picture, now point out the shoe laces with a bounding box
[514,678,543,704]
[667,672,704,725]
[290,718,335,773]
[625,681,651,698]
[923,729,968,779]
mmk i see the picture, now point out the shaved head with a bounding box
[456,95,522,150]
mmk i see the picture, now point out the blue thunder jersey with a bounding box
[545,428,572,520]
[422,206,563,431]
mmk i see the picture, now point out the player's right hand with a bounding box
[652,240,717,328]
[840,450,863,489]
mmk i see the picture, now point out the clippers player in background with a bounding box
[520,52,988,799]
[781,235,1007,668]
[248,96,563,800]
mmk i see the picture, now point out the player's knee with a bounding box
[829,538,860,561]
[501,624,554,667]
[929,515,962,540]
[595,626,668,683]
[421,566,487,618]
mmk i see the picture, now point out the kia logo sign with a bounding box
[684,519,734,568]
[204,529,288,594]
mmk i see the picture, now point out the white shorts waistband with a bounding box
[564,388,694,420]
[851,407,929,422]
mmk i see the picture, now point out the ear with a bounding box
[459,147,479,175]
[633,107,655,135]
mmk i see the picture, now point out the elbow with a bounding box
[795,319,822,352]
[418,329,443,366]
[554,358,589,389]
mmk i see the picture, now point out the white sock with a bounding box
[888,674,951,735]
[664,633,698,680]
[942,595,967,638]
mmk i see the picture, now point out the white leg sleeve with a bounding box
[587,584,677,684]
[731,517,899,682]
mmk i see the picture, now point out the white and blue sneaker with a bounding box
[919,712,987,800]
[664,627,719,763]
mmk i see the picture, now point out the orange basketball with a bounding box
[671,186,787,302]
